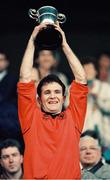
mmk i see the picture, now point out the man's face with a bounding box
[99,55,110,68]
[39,82,65,114]
[99,55,110,81]
[0,147,23,174]
[83,63,97,80]
[37,50,56,70]
[80,136,101,168]
[0,53,9,72]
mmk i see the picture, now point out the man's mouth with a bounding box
[48,101,58,104]
[9,165,16,169]
[84,156,93,160]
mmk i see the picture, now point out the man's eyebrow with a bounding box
[44,89,51,92]
[44,89,61,91]
[55,89,61,91]
[2,154,9,156]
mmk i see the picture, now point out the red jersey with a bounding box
[17,80,88,179]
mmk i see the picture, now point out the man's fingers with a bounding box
[55,21,60,26]
[32,23,64,39]
[34,24,47,30]
[55,26,63,33]
[34,23,48,31]
[53,23,59,28]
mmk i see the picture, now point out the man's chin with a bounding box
[48,109,58,113]
[8,169,18,174]
[42,106,61,114]
[46,109,60,114]
[84,161,95,166]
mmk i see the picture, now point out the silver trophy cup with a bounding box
[28,6,66,50]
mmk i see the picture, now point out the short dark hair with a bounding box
[0,139,22,158]
[81,130,101,146]
[81,56,98,70]
[37,74,66,97]
[0,51,9,61]
[81,56,96,66]
[97,51,110,60]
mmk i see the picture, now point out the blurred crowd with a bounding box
[0,49,110,179]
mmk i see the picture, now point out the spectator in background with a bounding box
[82,57,110,148]
[0,51,23,145]
[0,51,17,104]
[97,52,110,83]
[31,50,69,107]
[32,50,68,87]
[80,130,110,179]
[0,139,23,179]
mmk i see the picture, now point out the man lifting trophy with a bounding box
[28,6,66,50]
[18,4,88,180]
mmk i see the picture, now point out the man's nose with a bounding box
[9,156,14,163]
[50,92,55,98]
[85,149,92,154]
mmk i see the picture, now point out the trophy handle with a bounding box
[57,13,66,24]
[28,9,38,21]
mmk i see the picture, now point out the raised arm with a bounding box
[54,24,88,135]
[55,24,87,84]
[20,23,48,83]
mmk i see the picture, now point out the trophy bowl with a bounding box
[28,6,66,50]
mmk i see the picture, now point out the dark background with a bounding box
[0,0,110,81]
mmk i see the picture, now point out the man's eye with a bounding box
[12,153,18,157]
[44,91,50,94]
[55,90,61,94]
[90,147,97,150]
[80,147,86,151]
[2,156,9,159]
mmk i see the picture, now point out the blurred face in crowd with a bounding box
[80,136,101,169]
[37,50,56,70]
[39,82,65,114]
[0,53,9,72]
[98,55,110,81]
[0,146,23,174]
[83,63,97,80]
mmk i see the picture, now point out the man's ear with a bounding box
[95,69,98,76]
[20,155,23,164]
[53,59,58,68]
[0,159,3,167]
[5,60,9,69]
[37,97,41,105]
[63,96,66,102]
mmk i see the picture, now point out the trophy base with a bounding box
[34,25,62,50]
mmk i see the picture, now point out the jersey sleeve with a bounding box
[17,81,39,134]
[68,81,88,134]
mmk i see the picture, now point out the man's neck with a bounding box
[82,160,102,171]
[42,108,62,118]
[2,168,22,179]
[0,70,7,81]
[83,164,94,170]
